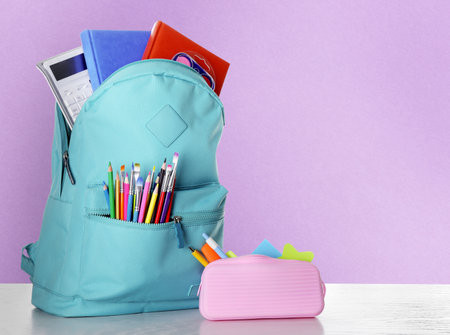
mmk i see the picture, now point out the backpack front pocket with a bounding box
[79,183,227,305]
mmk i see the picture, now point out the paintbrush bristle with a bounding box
[172,153,179,170]
[136,176,144,187]
[121,165,125,171]
[134,163,140,172]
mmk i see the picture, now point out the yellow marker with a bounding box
[144,177,160,223]
[226,250,237,258]
[115,172,120,219]
[189,247,209,267]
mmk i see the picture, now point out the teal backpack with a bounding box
[21,59,227,317]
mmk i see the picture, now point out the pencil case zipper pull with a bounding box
[63,151,76,185]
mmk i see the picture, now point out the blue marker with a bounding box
[202,233,228,259]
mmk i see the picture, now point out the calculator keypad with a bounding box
[62,82,93,121]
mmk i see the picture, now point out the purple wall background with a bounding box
[1,1,449,283]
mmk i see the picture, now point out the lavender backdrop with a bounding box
[1,1,449,283]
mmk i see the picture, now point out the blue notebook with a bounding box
[81,30,150,90]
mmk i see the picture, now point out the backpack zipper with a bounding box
[63,151,76,185]
[89,210,224,226]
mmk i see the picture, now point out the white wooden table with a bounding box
[1,284,449,334]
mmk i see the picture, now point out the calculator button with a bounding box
[64,90,73,96]
[75,94,85,102]
[64,97,76,106]
[69,105,79,114]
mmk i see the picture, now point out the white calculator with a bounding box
[37,47,93,129]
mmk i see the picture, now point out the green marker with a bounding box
[108,162,115,218]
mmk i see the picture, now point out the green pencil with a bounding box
[108,162,115,218]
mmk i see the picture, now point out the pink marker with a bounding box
[123,174,130,221]
[138,172,152,223]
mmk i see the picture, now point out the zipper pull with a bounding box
[173,216,185,248]
[63,151,75,185]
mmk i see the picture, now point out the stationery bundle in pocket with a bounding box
[104,153,179,224]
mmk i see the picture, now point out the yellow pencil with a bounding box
[115,172,120,219]
[144,176,160,223]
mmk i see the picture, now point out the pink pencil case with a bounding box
[198,254,325,321]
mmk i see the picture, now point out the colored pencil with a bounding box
[138,172,152,223]
[160,186,172,223]
[123,174,129,221]
[120,165,125,220]
[159,159,167,186]
[145,176,160,223]
[107,163,115,218]
[155,165,172,223]
[102,181,110,211]
[165,175,175,222]
[115,172,120,219]
[147,166,155,199]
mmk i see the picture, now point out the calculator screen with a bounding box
[50,54,87,81]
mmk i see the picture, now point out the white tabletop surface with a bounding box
[0,284,449,334]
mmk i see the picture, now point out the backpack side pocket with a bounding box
[32,196,72,293]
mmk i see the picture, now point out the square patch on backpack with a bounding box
[146,105,188,147]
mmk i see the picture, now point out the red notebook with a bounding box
[142,21,229,96]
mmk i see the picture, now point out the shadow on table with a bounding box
[31,307,323,335]
[199,317,324,335]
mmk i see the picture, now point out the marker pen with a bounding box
[189,247,209,267]
[202,233,228,259]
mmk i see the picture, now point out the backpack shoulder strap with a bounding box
[21,243,36,277]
